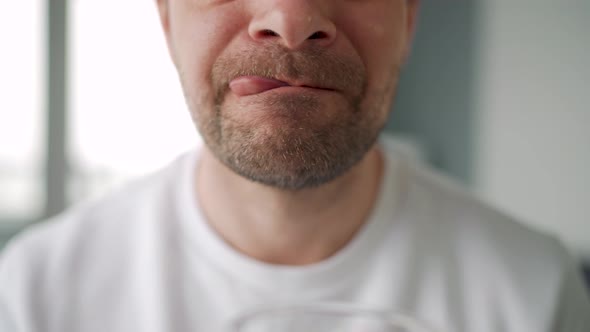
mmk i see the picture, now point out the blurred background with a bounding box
[0,1,588,284]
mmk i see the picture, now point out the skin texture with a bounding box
[156,0,418,265]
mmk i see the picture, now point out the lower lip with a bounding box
[244,86,334,96]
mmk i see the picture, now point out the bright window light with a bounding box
[69,0,199,200]
[0,1,45,221]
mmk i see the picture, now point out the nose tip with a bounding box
[254,28,332,46]
[249,7,336,50]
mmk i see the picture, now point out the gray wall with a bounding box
[475,1,590,257]
[386,1,476,184]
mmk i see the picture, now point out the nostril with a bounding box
[261,29,279,37]
[308,31,328,40]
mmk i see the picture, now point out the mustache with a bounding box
[211,43,366,100]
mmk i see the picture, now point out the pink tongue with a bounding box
[229,76,290,96]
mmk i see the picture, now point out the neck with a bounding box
[196,145,384,266]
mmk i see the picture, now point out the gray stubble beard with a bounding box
[183,46,400,190]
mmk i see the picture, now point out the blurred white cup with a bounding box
[225,302,441,332]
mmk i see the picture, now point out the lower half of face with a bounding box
[182,45,400,190]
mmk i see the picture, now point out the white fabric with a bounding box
[0,136,588,332]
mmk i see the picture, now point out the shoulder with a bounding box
[403,153,565,269]
[0,151,194,317]
[382,138,580,328]
[378,135,563,260]
[3,151,188,248]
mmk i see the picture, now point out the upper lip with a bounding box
[273,77,335,91]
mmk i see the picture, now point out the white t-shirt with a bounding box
[0,136,588,332]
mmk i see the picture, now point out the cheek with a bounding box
[168,5,248,93]
[336,5,407,89]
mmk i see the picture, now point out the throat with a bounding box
[196,146,384,266]
[222,216,367,266]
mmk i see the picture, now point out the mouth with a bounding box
[229,76,334,97]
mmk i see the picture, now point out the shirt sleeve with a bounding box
[0,241,25,332]
[0,232,43,332]
[0,295,19,332]
[550,256,590,331]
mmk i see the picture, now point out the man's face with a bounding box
[157,0,418,190]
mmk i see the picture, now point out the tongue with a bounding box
[229,76,290,96]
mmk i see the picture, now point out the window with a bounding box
[69,0,198,200]
[0,1,45,222]
[1,1,199,246]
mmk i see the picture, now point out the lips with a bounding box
[229,76,291,97]
[229,76,332,97]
